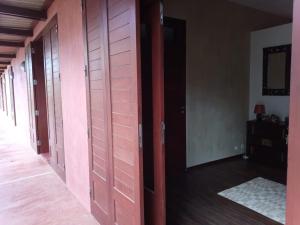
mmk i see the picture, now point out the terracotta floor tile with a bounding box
[0,113,99,225]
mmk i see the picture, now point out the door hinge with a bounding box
[161,121,165,145]
[138,123,143,149]
[81,0,85,12]
[84,65,88,77]
[87,127,90,139]
[37,140,42,146]
[33,79,37,86]
[89,188,93,199]
[35,110,39,116]
[160,2,164,25]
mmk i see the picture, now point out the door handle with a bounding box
[180,106,185,114]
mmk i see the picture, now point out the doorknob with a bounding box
[180,106,185,114]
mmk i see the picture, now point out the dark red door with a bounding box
[32,40,49,154]
[43,22,65,180]
[142,1,166,225]
[84,0,144,224]
[164,17,186,177]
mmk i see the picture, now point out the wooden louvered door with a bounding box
[43,21,65,180]
[84,0,112,224]
[25,45,38,152]
[106,0,144,224]
[84,0,144,224]
[8,67,16,125]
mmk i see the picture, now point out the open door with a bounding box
[83,0,144,224]
[25,44,38,152]
[83,0,113,223]
[31,40,49,154]
[25,41,50,154]
[142,1,166,225]
[287,0,300,224]
[8,67,16,126]
[43,20,66,180]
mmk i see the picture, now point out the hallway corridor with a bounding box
[0,113,99,225]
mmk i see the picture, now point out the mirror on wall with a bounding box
[263,44,291,96]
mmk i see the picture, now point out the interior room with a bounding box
[141,0,293,224]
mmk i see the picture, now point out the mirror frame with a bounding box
[263,44,291,96]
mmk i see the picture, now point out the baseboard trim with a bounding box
[187,154,243,171]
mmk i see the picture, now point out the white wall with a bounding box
[165,0,290,167]
[249,23,292,120]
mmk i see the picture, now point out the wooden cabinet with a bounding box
[246,120,288,167]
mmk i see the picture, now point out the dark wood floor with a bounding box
[166,157,287,225]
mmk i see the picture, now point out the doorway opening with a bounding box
[25,17,66,181]
[141,0,293,224]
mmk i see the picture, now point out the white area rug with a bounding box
[218,177,286,224]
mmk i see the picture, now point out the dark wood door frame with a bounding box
[142,1,166,225]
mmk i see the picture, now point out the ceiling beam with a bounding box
[0,27,33,36]
[0,3,47,20]
[0,41,24,47]
[0,62,10,65]
[0,53,16,58]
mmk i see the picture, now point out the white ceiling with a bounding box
[228,0,294,18]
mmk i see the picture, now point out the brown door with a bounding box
[43,22,65,180]
[164,17,186,177]
[142,1,166,225]
[83,0,144,224]
[25,44,38,152]
[32,40,49,154]
[8,67,16,126]
[84,0,112,223]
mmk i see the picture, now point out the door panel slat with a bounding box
[43,21,66,180]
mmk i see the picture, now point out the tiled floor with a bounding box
[0,113,99,225]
